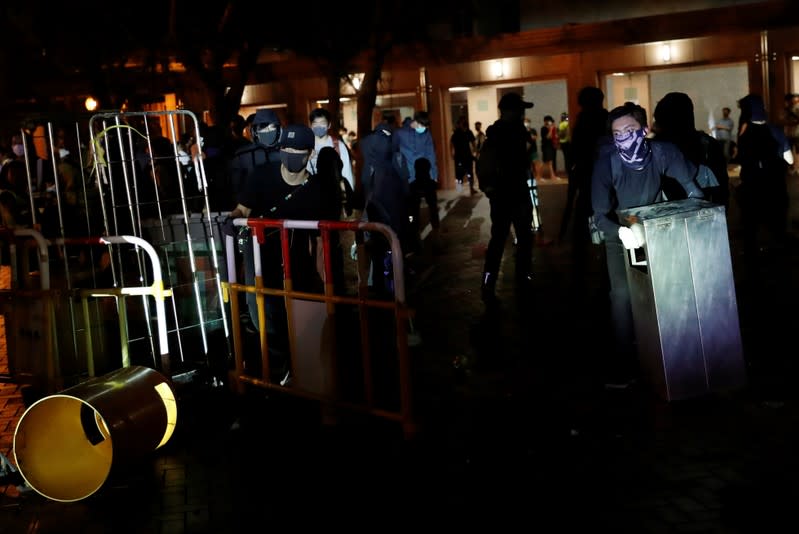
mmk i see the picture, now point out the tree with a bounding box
[167,0,269,128]
[2,0,468,135]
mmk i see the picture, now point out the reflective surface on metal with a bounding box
[13,365,176,502]
[619,199,746,401]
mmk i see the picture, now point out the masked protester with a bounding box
[225,124,333,289]
[228,108,282,202]
[223,125,341,379]
[591,101,704,387]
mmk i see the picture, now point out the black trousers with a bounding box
[455,159,474,187]
[483,191,533,278]
[407,177,440,251]
[603,238,637,370]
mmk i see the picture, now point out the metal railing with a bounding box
[222,217,417,438]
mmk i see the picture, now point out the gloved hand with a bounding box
[222,216,237,237]
[618,225,644,250]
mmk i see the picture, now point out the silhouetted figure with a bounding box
[736,93,794,274]
[479,92,536,305]
[653,91,730,209]
[559,86,610,286]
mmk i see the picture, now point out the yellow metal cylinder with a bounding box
[12,365,177,502]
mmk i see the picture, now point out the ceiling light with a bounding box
[491,61,504,79]
[660,43,671,62]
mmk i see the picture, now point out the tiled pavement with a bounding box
[2,175,799,532]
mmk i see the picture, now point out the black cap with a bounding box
[498,92,534,111]
[280,124,315,150]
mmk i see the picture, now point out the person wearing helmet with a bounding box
[228,108,282,201]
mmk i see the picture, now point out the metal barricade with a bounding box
[222,218,417,438]
[0,228,174,393]
[52,235,173,377]
[0,228,56,392]
[86,110,230,371]
[8,110,230,381]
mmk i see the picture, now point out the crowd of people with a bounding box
[474,88,795,387]
[1,87,797,390]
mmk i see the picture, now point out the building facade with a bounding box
[216,2,799,189]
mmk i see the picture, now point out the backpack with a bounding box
[609,141,715,200]
[476,135,499,196]
[695,134,720,189]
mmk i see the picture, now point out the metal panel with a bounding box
[685,207,745,391]
[619,199,746,401]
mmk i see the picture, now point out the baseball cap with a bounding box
[498,92,534,111]
[280,124,315,150]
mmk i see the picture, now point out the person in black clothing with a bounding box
[450,115,476,194]
[357,115,411,292]
[591,102,704,385]
[314,146,347,293]
[228,124,333,291]
[225,109,285,332]
[409,156,437,250]
[736,93,794,270]
[228,108,282,205]
[652,91,730,209]
[559,86,610,261]
[480,92,536,304]
[224,124,339,378]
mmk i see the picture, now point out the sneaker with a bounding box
[279,369,292,387]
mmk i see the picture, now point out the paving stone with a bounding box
[0,185,798,534]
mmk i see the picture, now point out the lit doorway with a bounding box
[604,62,749,137]
[443,79,569,186]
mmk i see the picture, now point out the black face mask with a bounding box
[260,130,280,147]
[280,152,308,173]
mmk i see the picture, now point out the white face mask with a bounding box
[58,148,70,159]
